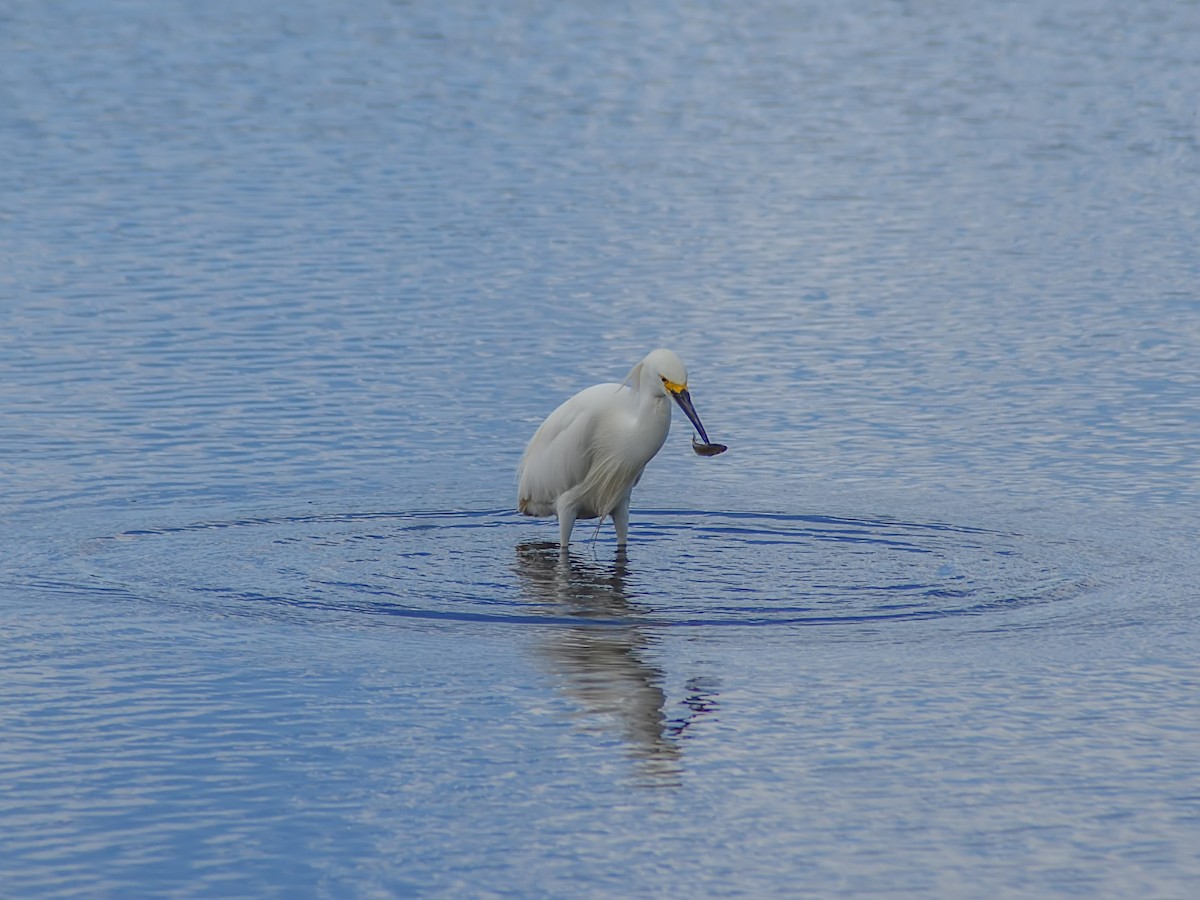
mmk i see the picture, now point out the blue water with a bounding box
[3,0,1199,895]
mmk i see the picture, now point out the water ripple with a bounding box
[22,508,1105,634]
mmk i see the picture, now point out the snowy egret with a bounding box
[517,348,724,549]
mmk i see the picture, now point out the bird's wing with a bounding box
[517,383,621,514]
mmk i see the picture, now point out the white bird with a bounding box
[517,348,720,549]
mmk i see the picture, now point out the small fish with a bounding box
[692,436,728,457]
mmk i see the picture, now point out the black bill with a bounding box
[672,387,713,444]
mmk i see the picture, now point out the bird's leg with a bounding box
[612,494,631,547]
[556,495,577,551]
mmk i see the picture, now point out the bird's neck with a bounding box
[633,387,671,451]
[635,384,668,412]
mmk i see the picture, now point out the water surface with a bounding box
[3,0,1199,896]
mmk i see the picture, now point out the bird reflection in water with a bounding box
[514,543,719,783]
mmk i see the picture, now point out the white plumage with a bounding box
[517,348,716,549]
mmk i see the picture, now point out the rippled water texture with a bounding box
[3,0,1199,896]
[69,509,1094,628]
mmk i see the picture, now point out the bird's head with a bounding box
[642,348,713,445]
[643,348,688,396]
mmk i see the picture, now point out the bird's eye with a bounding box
[660,376,667,383]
